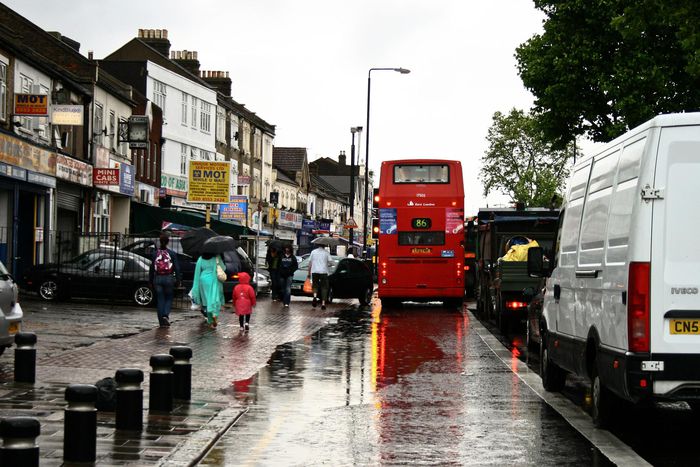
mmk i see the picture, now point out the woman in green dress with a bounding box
[190,253,225,328]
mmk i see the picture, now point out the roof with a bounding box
[275,169,296,185]
[273,147,307,173]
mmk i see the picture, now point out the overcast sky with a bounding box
[6,0,548,214]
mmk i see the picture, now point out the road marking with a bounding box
[470,314,651,467]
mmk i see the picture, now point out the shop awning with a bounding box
[130,202,248,237]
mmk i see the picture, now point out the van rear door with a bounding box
[650,124,700,355]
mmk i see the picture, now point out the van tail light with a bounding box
[628,262,651,353]
[506,301,528,309]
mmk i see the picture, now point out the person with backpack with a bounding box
[278,245,298,308]
[150,232,182,327]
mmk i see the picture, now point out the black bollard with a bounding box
[63,384,98,463]
[149,354,174,412]
[0,417,40,467]
[169,346,192,400]
[115,368,144,431]
[14,332,37,383]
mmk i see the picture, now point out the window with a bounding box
[153,80,166,113]
[191,96,198,128]
[19,74,33,131]
[200,101,211,133]
[0,61,6,121]
[119,118,128,155]
[398,231,445,245]
[393,164,449,184]
[216,107,226,142]
[109,111,116,150]
[181,91,188,125]
[93,193,110,233]
[94,102,104,146]
[180,144,188,175]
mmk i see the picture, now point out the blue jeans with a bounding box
[154,275,175,322]
[281,275,293,305]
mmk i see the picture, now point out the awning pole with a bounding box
[205,204,211,228]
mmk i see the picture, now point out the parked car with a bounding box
[0,259,22,356]
[290,255,373,306]
[254,270,271,296]
[123,239,256,301]
[22,247,155,306]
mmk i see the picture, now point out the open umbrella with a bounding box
[311,236,340,247]
[202,235,237,255]
[266,239,285,251]
[181,227,217,257]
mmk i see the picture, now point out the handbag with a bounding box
[216,258,227,283]
[303,277,313,294]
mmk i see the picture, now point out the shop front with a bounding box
[0,132,56,276]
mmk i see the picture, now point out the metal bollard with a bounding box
[0,416,40,467]
[14,332,37,383]
[63,384,98,463]
[169,346,192,400]
[115,368,144,431]
[149,354,174,412]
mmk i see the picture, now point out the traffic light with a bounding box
[373,188,380,208]
[372,218,380,238]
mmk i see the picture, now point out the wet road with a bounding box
[202,303,611,465]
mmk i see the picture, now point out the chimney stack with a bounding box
[138,28,170,58]
[171,50,201,78]
[338,151,346,166]
[200,70,232,96]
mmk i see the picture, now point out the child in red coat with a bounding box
[233,272,256,331]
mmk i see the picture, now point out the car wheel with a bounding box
[359,286,373,306]
[591,363,615,428]
[540,331,566,392]
[134,284,154,306]
[39,279,58,301]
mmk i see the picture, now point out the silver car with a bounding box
[0,260,22,355]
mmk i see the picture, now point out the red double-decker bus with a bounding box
[376,159,465,307]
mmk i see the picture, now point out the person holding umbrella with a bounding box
[189,235,233,328]
[308,238,335,310]
[149,232,182,327]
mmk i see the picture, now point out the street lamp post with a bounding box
[349,127,359,253]
[363,67,410,258]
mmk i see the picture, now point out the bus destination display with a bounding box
[412,218,432,229]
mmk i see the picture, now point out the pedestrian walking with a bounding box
[232,271,256,331]
[190,252,225,328]
[266,246,281,301]
[150,232,181,327]
[308,243,332,310]
[278,245,298,308]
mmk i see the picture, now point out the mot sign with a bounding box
[15,94,48,116]
[187,161,232,204]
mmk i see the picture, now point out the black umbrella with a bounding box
[181,227,217,257]
[202,235,237,255]
[266,239,288,251]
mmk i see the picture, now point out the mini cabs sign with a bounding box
[187,161,231,204]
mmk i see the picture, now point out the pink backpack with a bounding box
[154,249,173,275]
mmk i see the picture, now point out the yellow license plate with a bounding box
[670,319,700,334]
[8,322,20,335]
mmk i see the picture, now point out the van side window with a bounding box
[560,163,591,267]
[579,150,620,266]
[606,137,646,264]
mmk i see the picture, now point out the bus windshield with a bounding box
[393,164,449,184]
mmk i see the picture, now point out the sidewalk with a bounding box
[0,295,354,465]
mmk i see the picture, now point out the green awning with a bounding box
[130,202,248,237]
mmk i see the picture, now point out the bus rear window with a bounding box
[398,232,445,245]
[393,165,449,184]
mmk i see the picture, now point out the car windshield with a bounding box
[68,250,105,269]
[0,260,9,279]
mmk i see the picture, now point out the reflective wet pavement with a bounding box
[202,303,612,465]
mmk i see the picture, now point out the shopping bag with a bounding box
[303,278,313,294]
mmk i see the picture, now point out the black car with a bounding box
[22,247,155,306]
[290,256,374,306]
[122,239,256,301]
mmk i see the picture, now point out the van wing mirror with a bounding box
[527,247,547,277]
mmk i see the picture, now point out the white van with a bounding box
[529,112,700,427]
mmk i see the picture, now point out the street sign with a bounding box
[220,195,248,221]
[344,217,358,229]
[187,160,232,204]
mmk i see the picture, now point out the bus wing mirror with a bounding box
[527,247,547,277]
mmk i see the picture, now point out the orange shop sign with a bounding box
[14,94,49,116]
[93,168,120,186]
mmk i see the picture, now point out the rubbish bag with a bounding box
[95,377,117,412]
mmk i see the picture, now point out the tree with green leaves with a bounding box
[480,109,576,207]
[516,0,700,148]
